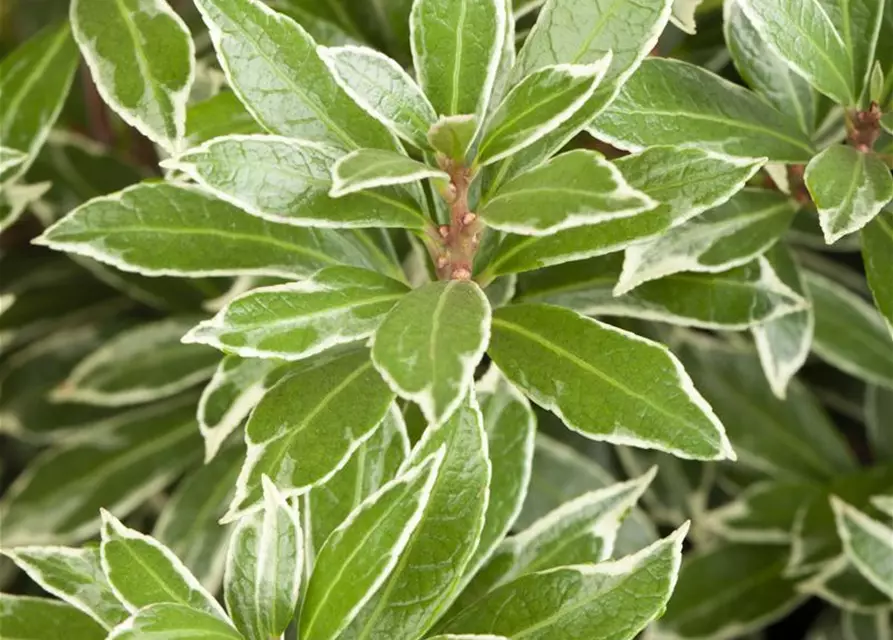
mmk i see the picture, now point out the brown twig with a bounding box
[431,159,482,281]
[81,64,114,147]
[846,102,882,152]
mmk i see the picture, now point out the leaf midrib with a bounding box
[449,0,468,115]
[110,0,177,142]
[613,107,813,154]
[54,223,342,269]
[213,2,360,150]
[223,292,405,337]
[0,26,69,138]
[481,75,591,158]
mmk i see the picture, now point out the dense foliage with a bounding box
[1,0,892,638]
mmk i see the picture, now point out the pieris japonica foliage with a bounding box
[1,0,892,638]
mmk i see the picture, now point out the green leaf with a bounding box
[441,525,687,639]
[427,636,508,640]
[185,91,264,146]
[2,546,128,630]
[682,346,857,481]
[488,0,672,184]
[71,0,194,151]
[459,367,537,584]
[842,610,893,639]
[798,554,893,613]
[480,150,655,236]
[866,386,893,460]
[411,0,506,119]
[0,257,121,351]
[152,447,243,592]
[863,209,893,336]
[185,266,408,361]
[519,434,658,557]
[341,393,490,640]
[520,254,806,330]
[823,0,887,98]
[372,280,491,426]
[0,397,201,547]
[198,357,285,462]
[724,0,818,135]
[0,595,106,640]
[168,136,426,229]
[300,451,442,640]
[488,303,734,460]
[304,404,410,563]
[484,215,668,279]
[0,322,119,442]
[737,0,856,105]
[789,466,893,574]
[806,271,893,388]
[657,543,804,639]
[460,468,657,611]
[225,349,395,520]
[832,497,893,600]
[52,318,218,407]
[428,115,479,161]
[804,145,893,244]
[482,147,766,278]
[194,0,397,150]
[319,45,437,149]
[0,23,78,184]
[330,149,448,197]
[101,510,226,618]
[614,147,769,228]
[703,481,822,544]
[477,60,611,167]
[35,183,390,279]
[591,58,814,163]
[512,0,670,87]
[108,603,241,640]
[752,244,815,399]
[616,188,796,294]
[225,477,303,640]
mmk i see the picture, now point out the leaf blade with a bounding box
[319,44,437,149]
[168,135,426,229]
[185,266,408,361]
[224,478,303,640]
[299,451,443,640]
[70,0,194,151]
[194,0,396,149]
[805,145,893,244]
[226,349,395,520]
[591,58,815,163]
[34,183,389,279]
[481,150,655,236]
[100,510,226,618]
[372,280,491,426]
[487,304,734,460]
[330,149,448,198]
[411,0,506,119]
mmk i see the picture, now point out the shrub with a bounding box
[1,0,892,638]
